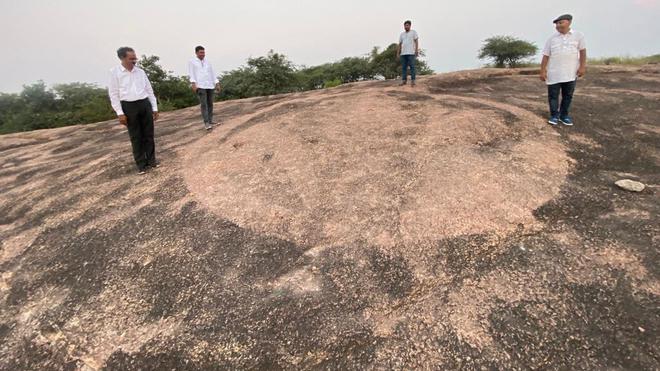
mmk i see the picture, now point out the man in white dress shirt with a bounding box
[397,20,419,86]
[540,14,587,126]
[108,47,159,175]
[188,46,220,130]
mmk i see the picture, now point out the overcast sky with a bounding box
[0,0,658,93]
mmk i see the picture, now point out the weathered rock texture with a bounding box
[1,66,658,370]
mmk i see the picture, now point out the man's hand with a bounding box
[215,83,221,93]
[118,114,128,126]
[540,70,547,82]
[577,66,586,78]
[191,83,198,93]
[153,112,159,122]
[415,50,419,57]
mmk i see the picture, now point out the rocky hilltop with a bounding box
[1,66,658,369]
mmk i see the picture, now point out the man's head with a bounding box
[404,20,412,32]
[195,45,206,60]
[117,47,137,68]
[553,14,573,34]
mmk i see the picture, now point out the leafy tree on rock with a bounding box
[138,55,198,111]
[478,36,538,68]
[219,51,299,99]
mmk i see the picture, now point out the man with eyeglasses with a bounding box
[540,14,587,127]
[108,46,159,175]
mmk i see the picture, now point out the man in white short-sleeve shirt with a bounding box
[397,20,419,86]
[540,14,587,126]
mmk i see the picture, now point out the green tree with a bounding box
[138,55,168,86]
[246,50,298,96]
[138,55,198,111]
[219,51,299,100]
[0,82,116,133]
[52,83,115,125]
[218,67,257,99]
[0,93,26,133]
[297,56,374,90]
[12,81,58,131]
[478,36,538,68]
[21,80,56,113]
[296,64,329,90]
[331,57,374,83]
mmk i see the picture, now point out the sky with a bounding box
[0,0,658,93]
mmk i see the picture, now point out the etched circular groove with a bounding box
[183,90,569,247]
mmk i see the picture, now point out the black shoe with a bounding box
[148,162,160,168]
[138,168,147,175]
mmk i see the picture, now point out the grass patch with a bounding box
[589,54,660,66]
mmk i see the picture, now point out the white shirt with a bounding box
[542,30,586,85]
[188,57,218,89]
[399,30,419,56]
[108,65,158,116]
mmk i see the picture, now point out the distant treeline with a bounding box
[0,44,432,134]
[219,44,432,99]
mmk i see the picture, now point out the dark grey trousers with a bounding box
[120,98,155,170]
[197,88,214,124]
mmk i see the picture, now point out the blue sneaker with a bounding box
[548,116,559,126]
[560,117,574,126]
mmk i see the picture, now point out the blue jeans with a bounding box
[547,80,576,118]
[400,55,416,81]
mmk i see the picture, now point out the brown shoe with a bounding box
[399,80,407,86]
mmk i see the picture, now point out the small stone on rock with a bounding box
[615,179,645,192]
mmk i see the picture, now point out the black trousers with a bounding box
[121,98,155,170]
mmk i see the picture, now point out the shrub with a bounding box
[323,78,342,88]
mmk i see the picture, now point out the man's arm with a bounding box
[540,39,551,82]
[540,55,550,82]
[210,63,220,91]
[578,49,587,77]
[577,34,587,78]
[397,42,402,58]
[414,38,419,57]
[188,60,198,92]
[108,71,127,125]
[145,74,159,121]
